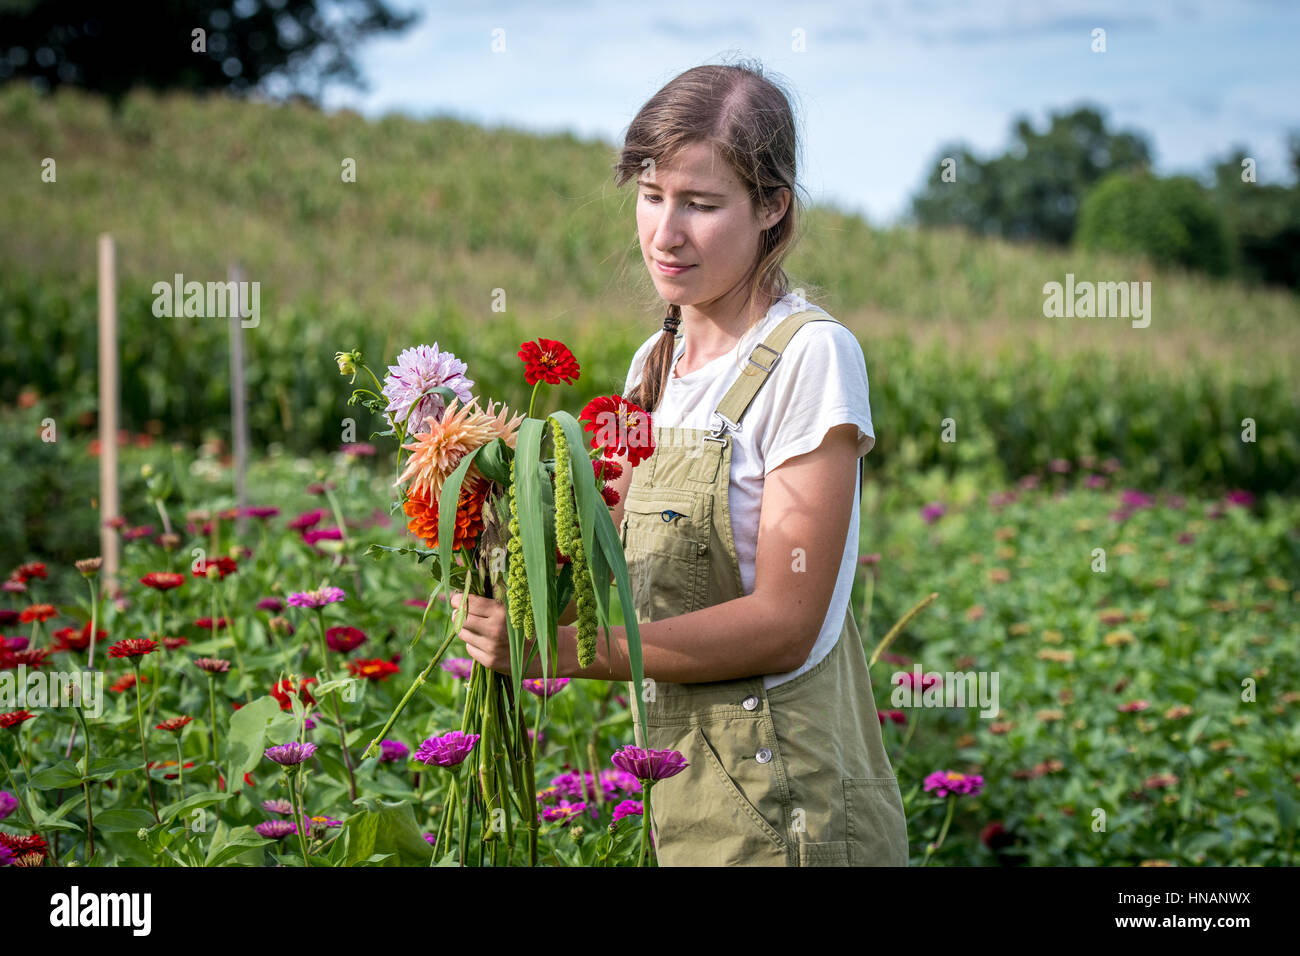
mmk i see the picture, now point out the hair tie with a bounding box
[662,311,681,334]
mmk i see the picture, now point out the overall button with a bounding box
[755,747,772,764]
[697,543,707,555]
[741,695,759,711]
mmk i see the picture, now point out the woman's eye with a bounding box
[642,194,715,211]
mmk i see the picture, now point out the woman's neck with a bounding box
[677,286,780,365]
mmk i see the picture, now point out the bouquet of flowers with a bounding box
[333,340,653,865]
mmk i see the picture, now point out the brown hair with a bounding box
[613,58,816,414]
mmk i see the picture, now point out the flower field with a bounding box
[1,406,1295,865]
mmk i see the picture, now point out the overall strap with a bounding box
[711,309,841,433]
[707,309,868,493]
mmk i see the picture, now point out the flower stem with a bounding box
[206,674,220,786]
[133,664,160,824]
[315,609,358,801]
[360,603,463,760]
[921,795,956,866]
[526,380,542,420]
[637,780,654,867]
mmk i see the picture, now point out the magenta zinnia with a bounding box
[414,731,480,768]
[611,745,689,782]
[287,586,346,609]
[264,741,319,766]
[922,769,984,798]
[255,820,298,840]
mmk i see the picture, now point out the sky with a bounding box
[316,0,1300,226]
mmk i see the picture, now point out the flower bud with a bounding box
[76,557,103,577]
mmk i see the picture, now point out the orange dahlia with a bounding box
[404,476,490,552]
[395,397,524,506]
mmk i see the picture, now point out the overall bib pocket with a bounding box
[620,489,713,621]
[843,777,909,866]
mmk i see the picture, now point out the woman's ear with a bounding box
[761,186,791,229]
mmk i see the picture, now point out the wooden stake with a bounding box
[229,262,249,538]
[97,234,120,598]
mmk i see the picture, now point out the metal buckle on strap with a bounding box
[707,411,740,440]
[748,343,780,373]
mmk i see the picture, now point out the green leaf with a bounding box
[206,824,272,866]
[549,409,649,742]
[342,798,435,866]
[364,543,438,564]
[513,419,552,706]
[83,757,141,781]
[437,442,486,608]
[159,792,232,826]
[95,808,162,831]
[27,760,83,790]
[475,436,514,485]
[224,694,282,784]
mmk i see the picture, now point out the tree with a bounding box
[0,0,417,104]
[1206,138,1300,290]
[1076,171,1233,277]
[909,105,1152,245]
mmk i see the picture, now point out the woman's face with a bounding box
[636,141,788,310]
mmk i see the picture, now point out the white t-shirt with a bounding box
[623,293,875,689]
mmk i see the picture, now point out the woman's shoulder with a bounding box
[774,304,864,366]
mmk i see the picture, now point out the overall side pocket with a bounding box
[843,777,909,866]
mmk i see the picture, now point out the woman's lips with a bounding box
[655,261,695,276]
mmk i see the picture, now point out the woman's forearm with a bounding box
[557,593,808,683]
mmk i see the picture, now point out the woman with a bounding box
[452,60,908,867]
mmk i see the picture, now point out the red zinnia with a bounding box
[140,572,186,591]
[270,677,318,711]
[518,338,581,386]
[110,673,147,693]
[51,621,107,653]
[191,557,238,580]
[600,484,621,507]
[156,716,193,733]
[107,638,159,659]
[579,395,654,466]
[0,710,35,729]
[325,626,367,653]
[13,562,47,582]
[593,457,622,482]
[161,636,190,650]
[7,647,50,670]
[0,832,47,862]
[194,617,229,630]
[347,658,402,681]
[19,603,57,623]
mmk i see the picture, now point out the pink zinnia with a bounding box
[522,677,570,698]
[439,657,473,680]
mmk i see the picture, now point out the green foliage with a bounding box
[910,106,1153,244]
[1077,171,1234,276]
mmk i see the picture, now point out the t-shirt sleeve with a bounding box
[758,322,875,476]
[623,333,657,396]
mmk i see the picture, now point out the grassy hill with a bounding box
[1,82,1296,535]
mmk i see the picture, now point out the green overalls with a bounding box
[620,309,910,867]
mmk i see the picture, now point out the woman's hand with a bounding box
[441,592,515,675]
[440,592,572,679]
